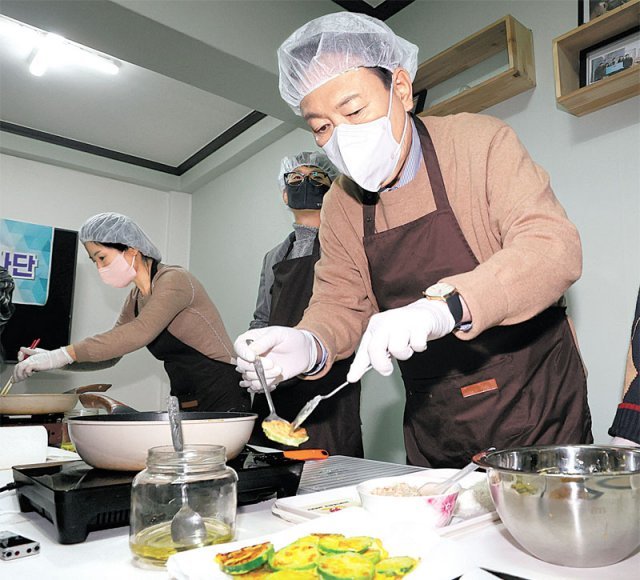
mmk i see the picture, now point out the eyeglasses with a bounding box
[284,170,331,187]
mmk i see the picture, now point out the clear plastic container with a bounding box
[129,444,237,568]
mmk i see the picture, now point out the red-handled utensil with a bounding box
[280,449,329,461]
[1,338,41,396]
[248,448,329,465]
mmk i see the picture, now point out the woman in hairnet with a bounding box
[235,13,592,467]
[247,151,363,456]
[12,213,249,413]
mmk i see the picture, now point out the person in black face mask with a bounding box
[0,267,15,368]
[247,152,364,456]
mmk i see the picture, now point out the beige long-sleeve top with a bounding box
[73,264,235,364]
[297,113,582,375]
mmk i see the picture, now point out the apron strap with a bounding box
[411,114,451,212]
[363,204,376,237]
[134,260,159,317]
[281,232,296,261]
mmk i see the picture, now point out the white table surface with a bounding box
[1,465,638,580]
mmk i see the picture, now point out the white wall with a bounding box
[0,153,192,412]
[190,0,639,462]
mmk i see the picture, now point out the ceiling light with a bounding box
[1,15,120,77]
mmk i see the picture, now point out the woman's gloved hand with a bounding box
[17,346,49,362]
[12,346,74,382]
[234,327,319,392]
[347,298,455,382]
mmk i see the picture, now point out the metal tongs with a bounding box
[290,365,372,431]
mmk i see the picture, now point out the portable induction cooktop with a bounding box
[12,448,304,544]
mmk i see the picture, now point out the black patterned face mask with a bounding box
[0,267,14,326]
[0,267,15,362]
[284,169,331,210]
[286,179,330,210]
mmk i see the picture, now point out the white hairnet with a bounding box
[79,213,162,261]
[278,12,419,114]
[277,151,338,190]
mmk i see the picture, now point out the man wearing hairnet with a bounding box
[13,213,249,413]
[247,152,363,456]
[235,12,592,468]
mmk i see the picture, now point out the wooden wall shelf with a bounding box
[413,15,536,117]
[553,0,640,116]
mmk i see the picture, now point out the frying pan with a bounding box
[0,384,112,415]
[68,393,258,471]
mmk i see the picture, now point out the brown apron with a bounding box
[136,263,249,413]
[250,234,364,457]
[361,116,592,468]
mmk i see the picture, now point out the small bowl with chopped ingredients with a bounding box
[356,473,460,527]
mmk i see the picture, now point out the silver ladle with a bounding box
[167,395,208,546]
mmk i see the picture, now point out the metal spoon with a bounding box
[290,365,373,431]
[417,459,482,495]
[167,395,207,547]
[245,339,287,426]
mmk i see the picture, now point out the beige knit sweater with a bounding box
[73,264,235,364]
[297,113,582,375]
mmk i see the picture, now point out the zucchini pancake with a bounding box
[215,533,419,578]
[262,419,309,447]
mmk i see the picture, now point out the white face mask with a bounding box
[323,82,408,192]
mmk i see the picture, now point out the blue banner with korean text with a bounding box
[0,218,54,306]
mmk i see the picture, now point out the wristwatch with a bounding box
[423,282,463,325]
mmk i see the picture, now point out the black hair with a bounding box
[368,67,393,89]
[98,242,129,252]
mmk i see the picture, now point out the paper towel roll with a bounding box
[0,425,48,469]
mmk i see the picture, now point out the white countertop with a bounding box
[1,462,638,580]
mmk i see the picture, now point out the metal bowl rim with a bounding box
[474,444,640,476]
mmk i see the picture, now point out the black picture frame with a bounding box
[579,0,632,26]
[579,26,640,86]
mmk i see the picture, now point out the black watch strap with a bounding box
[446,292,463,325]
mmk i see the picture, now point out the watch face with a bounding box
[426,282,456,298]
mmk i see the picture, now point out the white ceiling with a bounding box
[0,0,415,177]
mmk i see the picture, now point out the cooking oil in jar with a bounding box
[130,517,233,566]
[129,445,238,567]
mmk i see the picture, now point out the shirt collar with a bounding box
[381,118,420,193]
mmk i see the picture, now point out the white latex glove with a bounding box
[12,346,74,382]
[347,298,455,382]
[611,436,639,447]
[17,346,49,362]
[234,327,318,393]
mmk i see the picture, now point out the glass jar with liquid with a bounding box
[129,444,237,568]
[61,408,102,451]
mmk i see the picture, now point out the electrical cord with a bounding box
[0,482,18,493]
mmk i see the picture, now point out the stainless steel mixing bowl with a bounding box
[473,445,640,568]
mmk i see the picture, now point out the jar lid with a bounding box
[146,444,228,473]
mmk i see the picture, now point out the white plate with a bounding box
[273,469,498,536]
[167,508,478,580]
